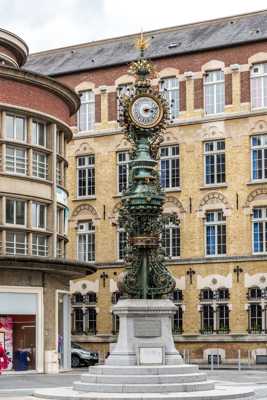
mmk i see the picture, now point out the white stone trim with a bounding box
[197,273,232,289]
[70,279,99,294]
[244,273,267,289]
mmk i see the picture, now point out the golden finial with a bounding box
[135,29,149,57]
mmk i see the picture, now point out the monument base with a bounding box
[105,299,183,366]
[33,299,254,400]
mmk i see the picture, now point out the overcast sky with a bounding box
[1,0,267,53]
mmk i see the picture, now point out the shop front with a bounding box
[0,287,43,372]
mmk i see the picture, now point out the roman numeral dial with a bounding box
[129,95,163,128]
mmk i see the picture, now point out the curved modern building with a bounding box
[0,29,95,373]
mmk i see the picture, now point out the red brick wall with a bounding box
[180,80,186,112]
[56,41,267,90]
[194,78,203,109]
[240,71,250,103]
[108,92,117,121]
[95,94,101,123]
[0,78,71,124]
[225,74,233,105]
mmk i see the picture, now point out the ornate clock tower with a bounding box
[117,34,176,299]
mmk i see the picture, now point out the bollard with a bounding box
[211,353,214,370]
[238,349,241,371]
[217,349,220,369]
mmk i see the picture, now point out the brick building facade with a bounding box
[0,28,94,373]
[25,10,267,364]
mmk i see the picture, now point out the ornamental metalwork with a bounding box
[117,34,177,299]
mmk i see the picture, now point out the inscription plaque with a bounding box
[139,347,163,365]
[134,318,161,337]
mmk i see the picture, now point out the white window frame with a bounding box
[162,218,180,259]
[117,224,127,261]
[205,210,226,257]
[6,114,26,142]
[32,234,48,257]
[251,134,267,182]
[77,221,95,262]
[252,207,267,254]
[32,120,47,148]
[6,231,27,255]
[32,202,47,230]
[5,198,26,227]
[204,70,225,115]
[117,151,129,194]
[204,140,226,185]
[160,77,179,119]
[251,63,267,110]
[6,146,27,175]
[78,90,95,132]
[76,155,95,198]
[160,145,180,190]
[32,151,48,180]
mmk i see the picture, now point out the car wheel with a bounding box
[71,354,80,368]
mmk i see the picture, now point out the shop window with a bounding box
[204,140,225,185]
[32,151,48,180]
[117,151,129,194]
[160,145,180,190]
[205,210,226,256]
[6,115,26,142]
[77,155,95,198]
[0,315,36,371]
[204,70,225,114]
[6,146,27,175]
[32,121,46,147]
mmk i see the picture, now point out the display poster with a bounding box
[0,317,13,370]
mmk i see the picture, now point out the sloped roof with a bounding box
[24,10,267,76]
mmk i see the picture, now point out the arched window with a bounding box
[248,286,262,300]
[200,288,214,300]
[84,291,97,304]
[172,289,183,302]
[72,292,84,304]
[217,287,229,300]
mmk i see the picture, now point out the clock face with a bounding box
[129,96,162,128]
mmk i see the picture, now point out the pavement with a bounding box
[0,368,266,399]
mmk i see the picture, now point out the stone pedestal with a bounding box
[33,299,254,399]
[105,299,183,366]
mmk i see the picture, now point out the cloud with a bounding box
[0,0,267,52]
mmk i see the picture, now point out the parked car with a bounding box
[71,342,99,367]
